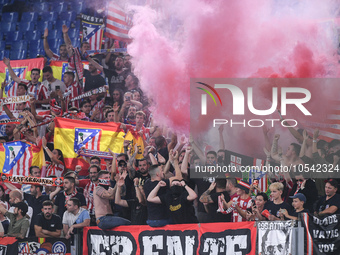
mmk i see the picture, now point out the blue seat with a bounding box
[73,1,84,14]
[40,11,57,22]
[71,36,80,48]
[11,40,27,50]
[10,49,27,60]
[36,20,53,31]
[47,38,61,50]
[3,31,22,41]
[0,50,10,59]
[59,11,76,22]
[48,29,62,39]
[54,19,70,30]
[25,30,41,41]
[0,41,5,50]
[68,28,79,38]
[1,12,18,22]
[52,2,67,13]
[18,21,35,32]
[0,32,3,40]
[32,2,50,12]
[72,19,81,29]
[21,12,38,22]
[29,39,43,50]
[0,22,16,32]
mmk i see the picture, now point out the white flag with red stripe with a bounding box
[105,2,132,43]
[81,14,104,50]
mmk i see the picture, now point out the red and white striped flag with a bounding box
[105,2,132,43]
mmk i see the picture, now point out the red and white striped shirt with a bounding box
[45,161,65,177]
[84,181,97,215]
[66,81,82,109]
[232,196,252,222]
[78,179,97,215]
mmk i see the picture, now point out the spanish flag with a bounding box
[0,58,45,97]
[0,141,44,176]
[50,60,89,82]
[54,117,124,169]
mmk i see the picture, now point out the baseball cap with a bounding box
[13,202,28,215]
[289,193,306,202]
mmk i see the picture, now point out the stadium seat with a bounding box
[1,11,18,22]
[29,39,43,51]
[25,30,41,41]
[0,50,9,59]
[0,22,16,32]
[28,47,42,58]
[48,29,62,39]
[0,41,5,50]
[68,28,79,38]
[55,19,70,30]
[21,12,38,22]
[36,20,53,31]
[0,32,3,40]
[4,31,22,41]
[10,49,27,60]
[11,40,27,50]
[71,19,81,29]
[47,38,61,50]
[40,11,57,22]
[18,21,35,32]
[73,1,84,14]
[71,36,80,48]
[59,11,76,22]
[32,2,49,12]
[51,2,67,13]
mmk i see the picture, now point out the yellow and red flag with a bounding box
[0,58,45,97]
[54,117,124,169]
[0,140,44,176]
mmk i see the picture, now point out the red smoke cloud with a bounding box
[127,0,339,158]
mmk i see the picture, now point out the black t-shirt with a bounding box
[135,172,150,187]
[104,68,129,94]
[24,193,50,236]
[83,69,106,92]
[127,199,147,225]
[316,194,340,214]
[54,192,86,219]
[291,208,309,218]
[191,177,215,213]
[35,213,62,232]
[159,189,198,224]
[207,191,232,223]
[288,179,318,213]
[143,179,170,220]
[263,201,292,219]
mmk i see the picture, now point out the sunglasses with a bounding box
[296,179,304,182]
[119,164,127,167]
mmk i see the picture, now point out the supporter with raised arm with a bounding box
[271,134,304,168]
[93,171,131,229]
[42,136,65,177]
[35,200,62,238]
[3,58,49,107]
[315,179,340,216]
[115,176,147,225]
[199,179,231,223]
[43,28,69,61]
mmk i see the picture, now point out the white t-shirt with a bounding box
[42,79,67,95]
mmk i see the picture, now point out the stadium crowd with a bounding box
[0,4,339,246]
